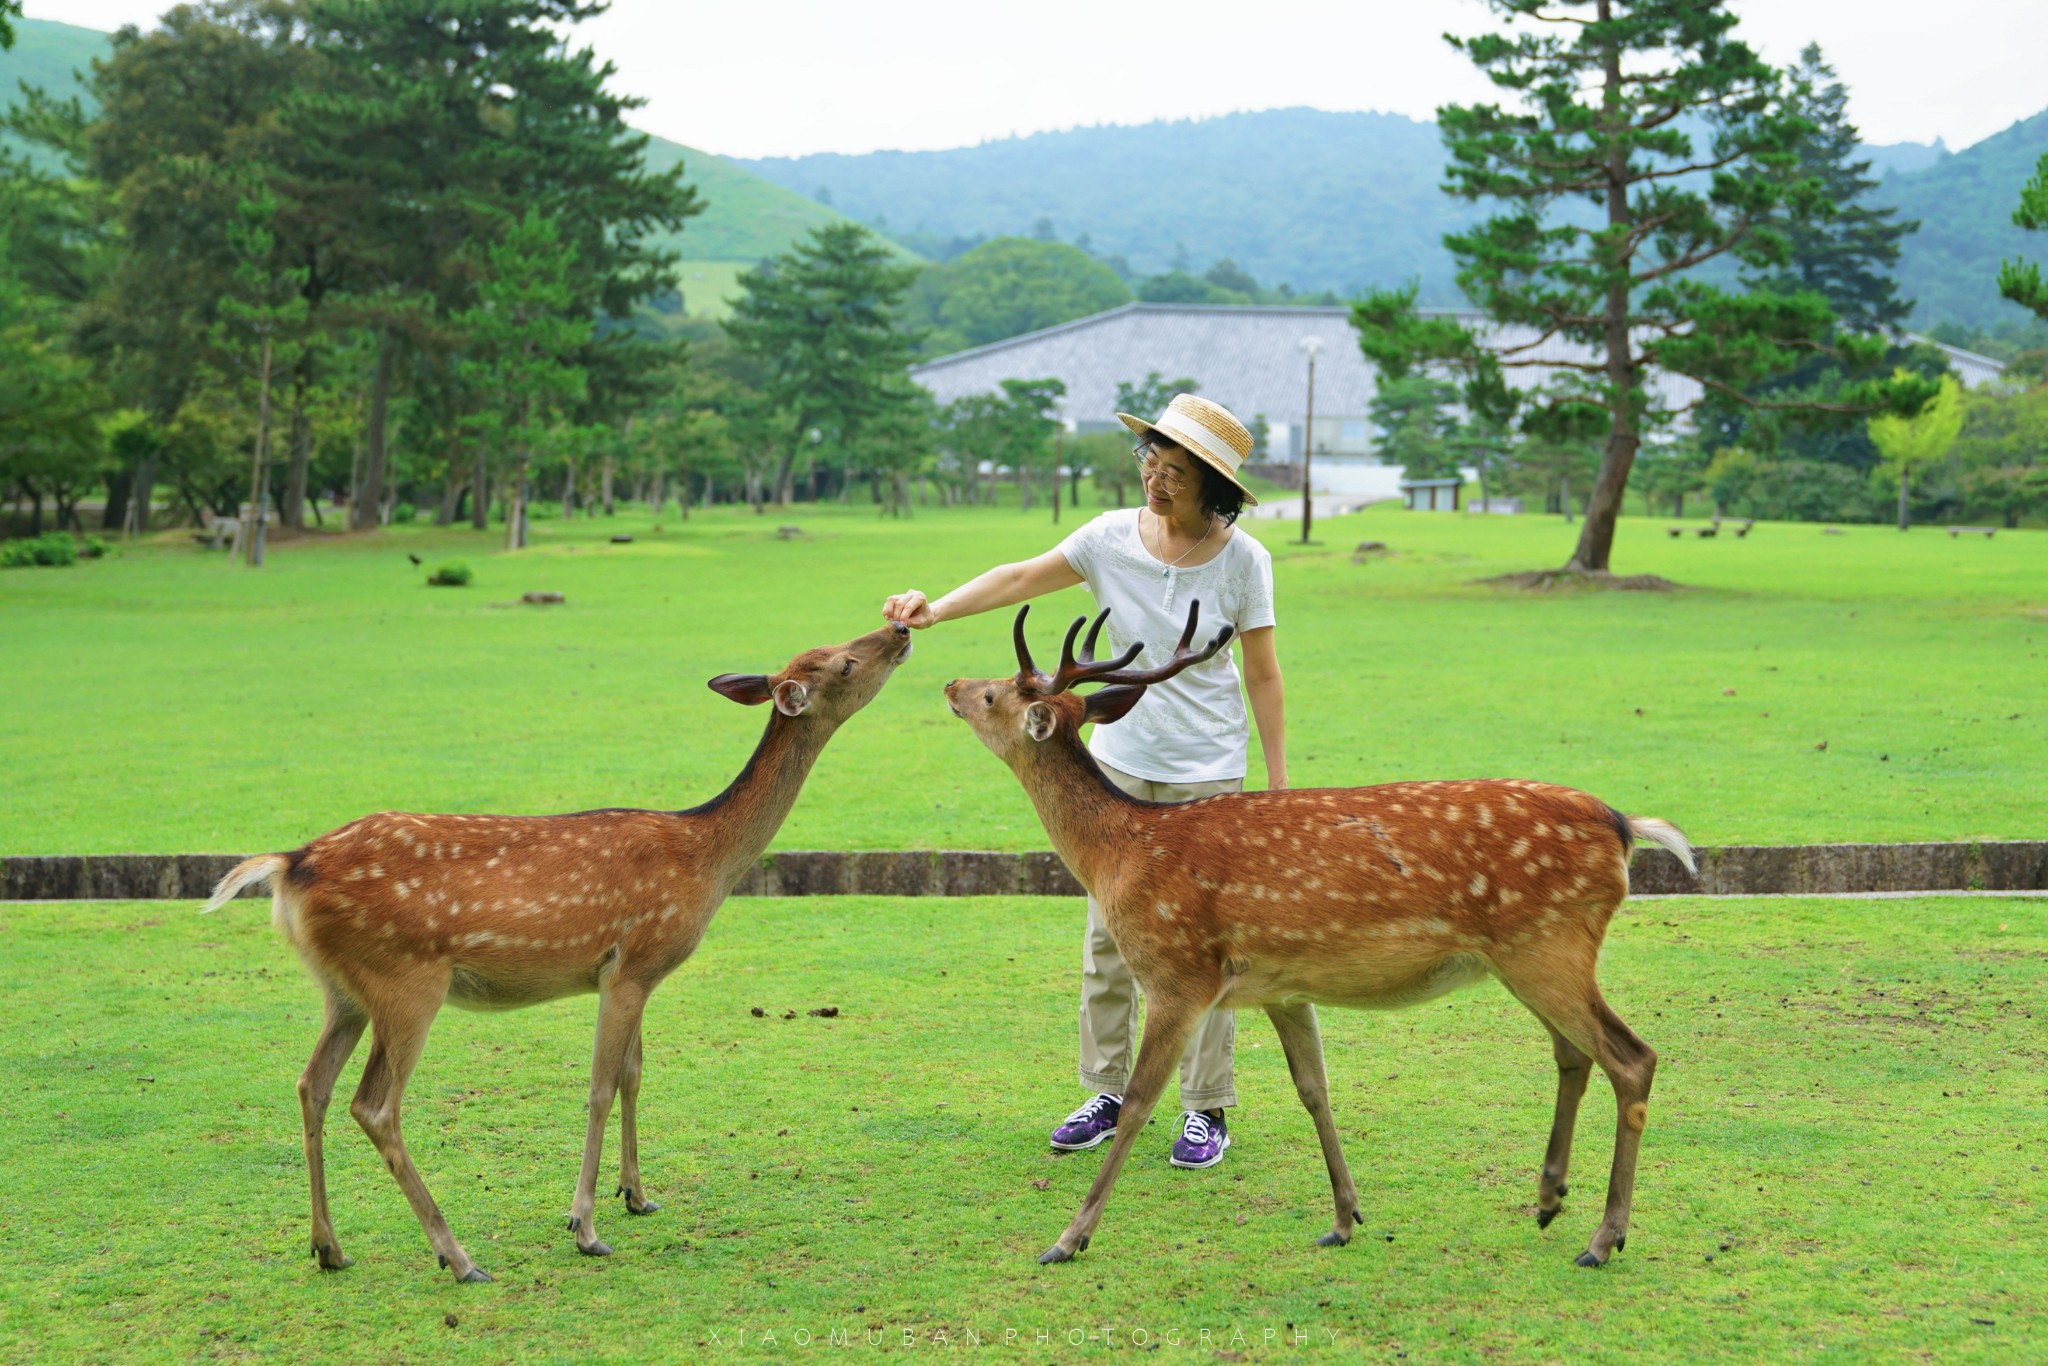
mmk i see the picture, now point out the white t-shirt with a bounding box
[1056,509,1277,784]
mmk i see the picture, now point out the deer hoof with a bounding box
[1037,1245,1072,1265]
[1536,1207,1561,1229]
[312,1243,353,1271]
[1615,1236,1627,1252]
[623,1194,661,1216]
[457,1266,494,1283]
[566,1216,581,1233]
[1573,1250,1606,1269]
[1316,1230,1351,1248]
[578,1240,613,1258]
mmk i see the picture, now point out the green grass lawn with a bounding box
[0,892,2039,1362]
[4,499,2043,858]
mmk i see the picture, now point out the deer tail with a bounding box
[202,854,289,914]
[1625,817,1697,875]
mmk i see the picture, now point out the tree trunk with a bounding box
[470,441,489,530]
[102,469,131,532]
[602,454,616,516]
[282,353,313,529]
[1561,21,1634,576]
[126,456,157,538]
[245,333,275,567]
[1896,466,1910,531]
[649,469,665,518]
[561,459,577,521]
[507,455,530,550]
[352,335,396,531]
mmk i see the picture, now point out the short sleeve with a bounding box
[1056,513,1109,586]
[1233,542,1276,633]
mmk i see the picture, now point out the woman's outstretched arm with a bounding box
[883,548,1083,628]
[1237,626,1287,791]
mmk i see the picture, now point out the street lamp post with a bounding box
[1298,336,1322,545]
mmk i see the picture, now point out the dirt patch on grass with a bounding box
[1476,568,1682,592]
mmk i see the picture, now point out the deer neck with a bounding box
[1010,731,1138,892]
[693,711,836,881]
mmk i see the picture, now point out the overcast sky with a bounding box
[30,0,2048,159]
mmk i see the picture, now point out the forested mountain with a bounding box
[0,17,891,272]
[1884,110,2048,330]
[743,106,2045,331]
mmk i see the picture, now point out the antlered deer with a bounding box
[945,604,1692,1268]
[205,621,913,1282]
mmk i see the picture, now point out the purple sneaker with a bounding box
[1169,1110,1230,1169]
[1050,1093,1122,1151]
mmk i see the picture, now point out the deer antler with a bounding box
[1013,601,1231,696]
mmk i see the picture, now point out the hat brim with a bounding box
[1116,412,1260,506]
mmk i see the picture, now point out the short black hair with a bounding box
[1195,460,1246,524]
[1140,435,1246,524]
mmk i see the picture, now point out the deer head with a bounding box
[711,620,914,725]
[944,602,1233,764]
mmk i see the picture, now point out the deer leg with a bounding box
[1263,1002,1362,1247]
[1534,1022,1593,1229]
[568,981,648,1256]
[1496,964,1656,1268]
[1039,988,1207,1265]
[299,985,366,1271]
[347,980,487,1282]
[616,1024,659,1215]
[1577,994,1656,1268]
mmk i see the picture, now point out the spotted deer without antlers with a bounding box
[204,622,912,1282]
[944,602,1693,1268]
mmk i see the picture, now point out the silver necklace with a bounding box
[1149,511,1215,578]
[1149,511,1215,611]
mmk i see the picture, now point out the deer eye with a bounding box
[841,659,854,677]
[983,690,994,706]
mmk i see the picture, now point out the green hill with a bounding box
[1881,110,2048,330]
[0,16,907,314]
[741,106,2043,331]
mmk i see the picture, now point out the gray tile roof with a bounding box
[908,303,2005,427]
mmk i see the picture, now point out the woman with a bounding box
[884,393,1285,1170]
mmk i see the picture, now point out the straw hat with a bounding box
[1116,393,1260,506]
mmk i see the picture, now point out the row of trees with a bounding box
[1,0,701,549]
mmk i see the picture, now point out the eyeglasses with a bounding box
[1132,442,1190,493]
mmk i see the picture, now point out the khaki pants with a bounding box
[1078,760,1241,1111]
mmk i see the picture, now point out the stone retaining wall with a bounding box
[5,842,2046,902]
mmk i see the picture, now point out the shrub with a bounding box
[425,561,471,587]
[79,536,110,559]
[0,533,79,568]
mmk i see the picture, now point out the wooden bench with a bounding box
[1947,526,1996,539]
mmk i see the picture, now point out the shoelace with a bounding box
[1063,1094,1120,1125]
[1180,1111,1216,1146]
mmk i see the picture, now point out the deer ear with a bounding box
[1082,685,1145,727]
[772,679,811,717]
[1022,700,1059,743]
[707,673,773,705]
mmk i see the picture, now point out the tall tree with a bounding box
[290,0,700,528]
[1743,44,1916,331]
[904,237,1128,354]
[1112,372,1199,424]
[1998,153,2048,323]
[1867,372,1962,531]
[1354,1,1934,579]
[454,209,592,550]
[0,0,19,49]
[725,223,924,504]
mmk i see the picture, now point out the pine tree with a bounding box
[725,223,924,504]
[455,210,593,550]
[1999,153,2048,323]
[1744,45,1916,332]
[1354,0,1936,578]
[1368,375,1462,480]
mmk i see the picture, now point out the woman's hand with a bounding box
[883,590,938,629]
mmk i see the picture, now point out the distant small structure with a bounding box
[1400,477,1463,512]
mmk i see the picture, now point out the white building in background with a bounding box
[908,302,2008,502]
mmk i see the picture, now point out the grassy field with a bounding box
[4,499,2043,858]
[0,892,2039,1362]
